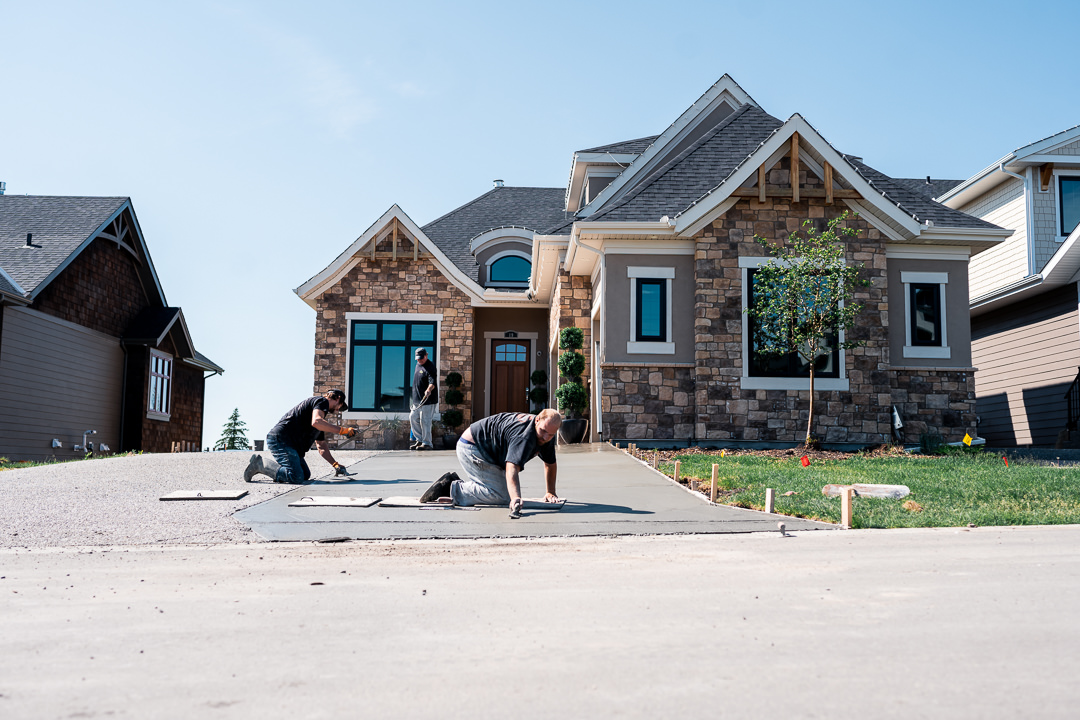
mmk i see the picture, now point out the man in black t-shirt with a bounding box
[420,409,562,517]
[409,348,438,451]
[243,389,357,484]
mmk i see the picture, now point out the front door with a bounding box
[491,339,530,415]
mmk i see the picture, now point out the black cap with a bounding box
[326,389,349,412]
[415,348,428,358]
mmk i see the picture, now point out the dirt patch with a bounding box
[638,444,911,464]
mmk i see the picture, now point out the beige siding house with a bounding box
[938,125,1080,446]
[297,76,1009,449]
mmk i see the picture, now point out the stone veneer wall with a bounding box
[548,270,592,417]
[601,364,696,440]
[889,368,976,444]
[313,232,474,449]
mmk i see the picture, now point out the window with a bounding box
[627,266,675,354]
[348,319,437,413]
[746,268,840,379]
[1061,176,1080,237]
[487,253,531,287]
[901,271,949,359]
[148,350,172,420]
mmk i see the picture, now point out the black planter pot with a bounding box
[440,432,459,450]
[559,418,588,444]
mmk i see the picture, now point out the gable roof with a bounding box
[577,136,659,154]
[421,186,570,282]
[0,195,165,303]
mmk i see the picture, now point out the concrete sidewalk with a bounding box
[234,443,834,540]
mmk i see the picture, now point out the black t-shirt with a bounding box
[469,412,556,469]
[268,396,329,454]
[412,360,438,406]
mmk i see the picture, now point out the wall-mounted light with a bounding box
[51,438,62,448]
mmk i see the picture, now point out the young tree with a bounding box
[214,408,250,450]
[744,212,870,446]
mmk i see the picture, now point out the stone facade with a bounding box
[548,269,592,419]
[313,232,474,449]
[601,364,695,440]
[889,367,976,444]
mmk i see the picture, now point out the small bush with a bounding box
[444,388,464,406]
[558,351,585,380]
[555,382,588,416]
[559,326,584,350]
[530,369,548,386]
[441,409,464,430]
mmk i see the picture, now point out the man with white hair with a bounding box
[420,409,562,517]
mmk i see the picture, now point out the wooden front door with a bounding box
[491,340,530,415]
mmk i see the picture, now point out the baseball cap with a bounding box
[415,348,428,358]
[326,388,349,411]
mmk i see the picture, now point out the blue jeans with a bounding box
[266,433,311,484]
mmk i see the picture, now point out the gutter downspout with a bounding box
[567,231,606,441]
[999,162,1037,276]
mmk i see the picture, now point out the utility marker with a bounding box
[765,488,775,514]
[710,464,719,502]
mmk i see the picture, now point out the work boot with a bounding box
[420,471,459,503]
[244,454,284,482]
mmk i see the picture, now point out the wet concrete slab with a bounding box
[233,443,836,541]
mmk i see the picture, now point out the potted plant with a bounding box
[372,415,409,450]
[441,371,465,448]
[555,326,589,443]
[529,369,548,412]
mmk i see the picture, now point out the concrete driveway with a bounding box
[234,443,834,540]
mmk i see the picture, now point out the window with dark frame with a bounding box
[488,255,531,286]
[148,350,173,418]
[746,268,839,378]
[909,283,942,346]
[348,320,437,413]
[635,278,667,342]
[1061,176,1080,237]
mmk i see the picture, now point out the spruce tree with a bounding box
[214,408,250,450]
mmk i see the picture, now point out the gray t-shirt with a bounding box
[470,412,556,469]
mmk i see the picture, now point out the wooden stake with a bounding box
[710,464,719,503]
[673,460,681,485]
[841,487,853,529]
[791,132,800,203]
[652,451,658,470]
[765,488,775,514]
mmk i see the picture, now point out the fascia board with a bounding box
[1010,153,1080,166]
[1041,222,1080,283]
[674,115,923,237]
[970,274,1044,316]
[1012,125,1080,159]
[122,199,168,306]
[530,235,567,303]
[566,154,637,212]
[574,221,675,237]
[470,227,534,254]
[918,226,1013,241]
[0,265,27,296]
[578,75,756,217]
[294,204,485,307]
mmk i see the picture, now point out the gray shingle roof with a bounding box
[0,195,127,296]
[891,177,964,200]
[421,187,571,282]
[590,105,784,222]
[0,272,21,297]
[577,136,659,154]
[847,160,1002,229]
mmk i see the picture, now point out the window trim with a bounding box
[343,312,442,420]
[627,266,675,354]
[147,349,173,421]
[901,271,950,359]
[1058,173,1080,239]
[738,257,849,391]
[485,250,532,288]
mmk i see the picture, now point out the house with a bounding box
[934,126,1080,446]
[0,195,223,460]
[296,76,1009,449]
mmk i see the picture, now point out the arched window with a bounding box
[488,254,531,287]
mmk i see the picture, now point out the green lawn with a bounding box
[660,451,1080,528]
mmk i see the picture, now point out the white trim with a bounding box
[483,334,536,417]
[0,265,27,296]
[469,227,535,255]
[1054,170,1080,238]
[627,266,676,279]
[903,345,951,359]
[486,249,532,288]
[901,271,949,285]
[342,313,443,419]
[627,341,676,354]
[740,377,850,391]
[886,245,971,261]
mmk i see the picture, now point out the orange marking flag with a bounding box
[801,455,810,467]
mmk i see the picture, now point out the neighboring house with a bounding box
[935,126,1080,446]
[0,195,223,460]
[297,76,1009,449]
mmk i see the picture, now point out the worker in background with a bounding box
[244,389,356,483]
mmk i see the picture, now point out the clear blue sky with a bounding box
[3,0,1078,447]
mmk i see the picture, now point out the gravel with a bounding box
[0,450,375,548]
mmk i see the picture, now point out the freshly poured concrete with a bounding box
[234,443,834,541]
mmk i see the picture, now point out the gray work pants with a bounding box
[452,440,511,507]
[409,402,435,447]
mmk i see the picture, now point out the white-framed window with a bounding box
[148,349,173,420]
[901,271,950,359]
[344,312,442,419]
[486,250,531,288]
[738,257,849,391]
[627,266,675,354]
[1059,175,1080,238]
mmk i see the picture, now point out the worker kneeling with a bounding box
[420,409,562,518]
